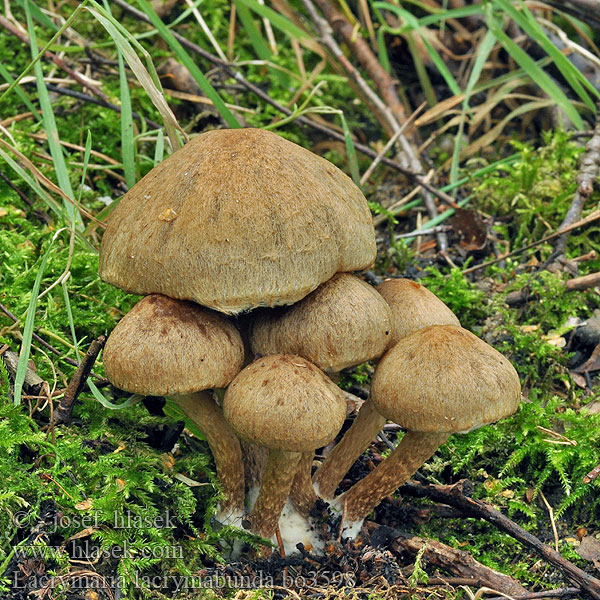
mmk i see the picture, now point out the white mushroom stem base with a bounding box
[250,449,301,539]
[335,430,450,534]
[175,391,246,520]
[312,399,386,500]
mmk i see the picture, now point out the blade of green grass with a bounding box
[450,29,497,186]
[23,0,82,229]
[134,0,241,129]
[87,1,184,150]
[495,0,598,108]
[0,65,41,121]
[486,8,584,129]
[13,231,63,405]
[103,0,137,188]
[118,49,136,188]
[153,129,165,167]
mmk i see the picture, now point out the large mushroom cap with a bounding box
[376,278,460,345]
[223,354,346,452]
[371,325,521,433]
[103,294,244,396]
[250,273,392,372]
[99,128,376,314]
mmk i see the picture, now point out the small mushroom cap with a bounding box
[376,278,460,345]
[103,294,244,396]
[99,128,376,314]
[223,355,346,452]
[371,325,521,433]
[250,273,393,372]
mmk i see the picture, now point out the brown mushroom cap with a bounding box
[223,354,346,452]
[99,128,376,314]
[371,324,521,433]
[103,294,244,396]
[250,273,393,373]
[376,278,460,345]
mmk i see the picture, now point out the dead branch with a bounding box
[394,534,528,597]
[549,104,600,261]
[399,480,600,600]
[0,301,108,384]
[462,209,600,275]
[0,14,108,101]
[0,348,45,397]
[505,271,600,306]
[53,335,106,425]
[110,0,460,216]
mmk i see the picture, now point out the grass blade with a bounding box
[87,1,184,150]
[13,231,62,405]
[135,0,241,129]
[23,0,82,228]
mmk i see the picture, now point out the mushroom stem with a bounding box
[175,391,246,520]
[336,430,450,527]
[249,449,301,538]
[312,399,386,500]
[289,451,318,516]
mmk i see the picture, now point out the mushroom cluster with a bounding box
[99,128,521,552]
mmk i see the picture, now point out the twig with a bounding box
[462,209,600,275]
[395,534,528,597]
[53,335,106,425]
[583,464,600,484]
[45,84,162,130]
[0,348,45,397]
[485,588,581,600]
[109,0,459,213]
[505,271,600,306]
[549,103,600,261]
[400,480,600,600]
[0,14,108,101]
[307,0,448,251]
[0,301,107,383]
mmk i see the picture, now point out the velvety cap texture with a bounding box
[99,128,376,314]
[376,278,460,345]
[223,354,346,452]
[371,325,521,433]
[103,294,244,396]
[250,273,392,372]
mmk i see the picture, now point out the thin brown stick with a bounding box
[505,271,600,306]
[462,209,600,275]
[109,0,459,212]
[395,534,528,597]
[53,336,106,425]
[400,480,600,600]
[0,301,108,383]
[0,14,108,101]
[549,104,600,259]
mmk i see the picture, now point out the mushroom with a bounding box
[102,294,246,523]
[99,128,376,315]
[250,273,392,514]
[222,355,346,542]
[334,324,521,537]
[312,278,460,501]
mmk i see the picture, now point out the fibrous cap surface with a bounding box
[99,128,376,314]
[376,278,460,345]
[223,354,346,452]
[103,294,244,396]
[250,273,392,372]
[371,324,521,433]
